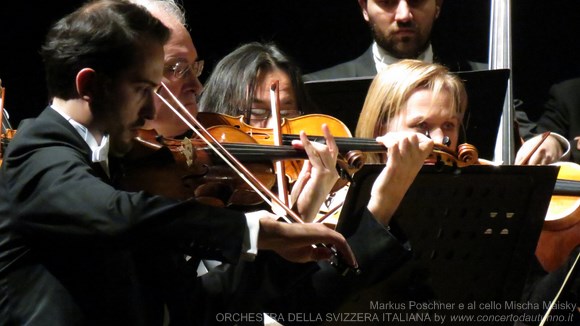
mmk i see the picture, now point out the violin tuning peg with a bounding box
[442,136,451,147]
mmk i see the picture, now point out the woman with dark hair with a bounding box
[200,42,314,127]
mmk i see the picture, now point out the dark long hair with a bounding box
[199,42,314,118]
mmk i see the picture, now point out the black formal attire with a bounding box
[517,246,580,326]
[532,78,580,164]
[0,107,411,325]
[0,107,248,325]
[303,44,483,81]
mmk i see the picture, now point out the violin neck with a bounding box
[213,143,308,163]
[554,179,580,196]
[282,134,385,153]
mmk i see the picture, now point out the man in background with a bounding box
[304,0,485,81]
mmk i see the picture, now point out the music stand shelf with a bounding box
[335,164,558,323]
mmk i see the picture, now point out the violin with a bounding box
[518,132,580,272]
[197,111,354,186]
[144,82,359,274]
[197,111,480,175]
[197,111,353,141]
[121,83,483,276]
[196,114,480,227]
[0,81,15,167]
[0,128,15,166]
[535,161,580,272]
[120,127,310,208]
[121,111,480,213]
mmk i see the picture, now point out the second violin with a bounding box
[120,127,314,208]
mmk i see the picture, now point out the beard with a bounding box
[109,135,133,157]
[109,118,146,157]
[370,22,431,59]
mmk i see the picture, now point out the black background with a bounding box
[1,0,579,127]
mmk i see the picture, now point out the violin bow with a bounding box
[315,202,344,224]
[155,82,303,224]
[270,80,290,213]
[519,131,551,165]
[539,249,580,325]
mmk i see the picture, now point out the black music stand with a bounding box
[304,69,510,160]
[335,164,558,324]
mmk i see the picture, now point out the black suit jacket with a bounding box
[0,108,411,325]
[0,107,247,325]
[533,78,580,164]
[303,44,484,81]
[192,208,411,325]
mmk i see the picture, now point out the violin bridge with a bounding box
[180,138,194,167]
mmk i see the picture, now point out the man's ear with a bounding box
[76,68,97,102]
[435,0,443,19]
[358,0,370,22]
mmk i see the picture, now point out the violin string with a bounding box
[282,134,385,152]
[217,144,308,160]
[155,83,302,223]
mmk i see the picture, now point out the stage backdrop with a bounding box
[1,0,578,127]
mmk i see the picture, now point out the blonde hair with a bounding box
[355,59,467,163]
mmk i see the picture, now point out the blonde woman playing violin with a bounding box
[358,59,580,323]
[320,60,467,223]
[356,59,466,160]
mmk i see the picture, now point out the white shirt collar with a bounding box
[51,105,110,172]
[372,41,434,73]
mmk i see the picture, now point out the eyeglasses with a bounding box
[164,59,204,80]
[241,107,303,122]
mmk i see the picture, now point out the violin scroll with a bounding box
[457,143,479,166]
[424,142,480,168]
[344,150,365,170]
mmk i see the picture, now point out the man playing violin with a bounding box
[0,1,361,324]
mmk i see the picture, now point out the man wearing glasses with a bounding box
[140,1,205,139]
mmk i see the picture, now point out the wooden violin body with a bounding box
[119,128,278,208]
[536,161,580,272]
[0,83,14,167]
[197,112,354,186]
[0,129,15,167]
[197,112,353,143]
